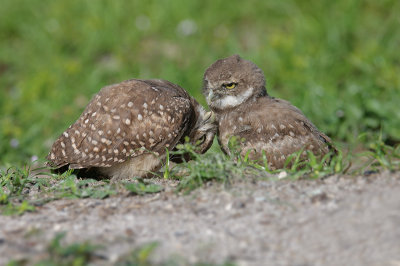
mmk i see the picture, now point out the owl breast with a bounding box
[217,98,331,169]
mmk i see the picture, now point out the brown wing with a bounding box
[219,97,333,169]
[47,79,193,169]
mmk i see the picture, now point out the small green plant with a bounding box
[0,165,41,215]
[1,200,35,216]
[169,139,265,193]
[124,179,163,195]
[194,262,236,266]
[169,137,352,193]
[52,174,116,199]
[283,149,348,180]
[117,242,159,266]
[163,148,171,179]
[358,136,400,172]
[35,232,101,266]
[116,242,237,266]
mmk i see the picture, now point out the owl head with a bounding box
[187,103,216,154]
[170,103,216,163]
[203,55,267,112]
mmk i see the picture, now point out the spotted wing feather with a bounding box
[47,79,193,169]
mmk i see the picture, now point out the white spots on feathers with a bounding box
[46,79,203,178]
[271,133,280,141]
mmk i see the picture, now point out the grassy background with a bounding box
[1,0,399,166]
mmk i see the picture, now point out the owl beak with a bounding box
[204,111,216,123]
[207,90,216,103]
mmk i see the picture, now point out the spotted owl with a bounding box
[203,55,335,170]
[47,79,216,179]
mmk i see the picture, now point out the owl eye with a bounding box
[223,83,237,89]
[197,134,206,145]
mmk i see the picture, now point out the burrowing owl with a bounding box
[47,79,216,179]
[203,55,334,170]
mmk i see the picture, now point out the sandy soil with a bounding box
[1,171,400,266]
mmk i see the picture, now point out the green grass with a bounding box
[1,135,399,215]
[0,167,164,215]
[165,138,399,193]
[7,233,100,266]
[0,0,399,213]
[1,0,399,165]
[8,235,236,266]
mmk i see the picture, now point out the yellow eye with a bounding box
[224,83,236,89]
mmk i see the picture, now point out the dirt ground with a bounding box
[1,171,400,266]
